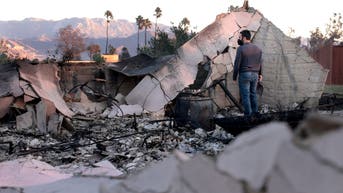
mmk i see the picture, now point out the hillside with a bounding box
[0,18,168,59]
[0,38,43,59]
[0,18,139,39]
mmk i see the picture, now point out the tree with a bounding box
[309,13,342,52]
[309,27,325,51]
[0,39,20,60]
[136,15,144,52]
[153,7,162,39]
[228,5,240,13]
[143,18,152,46]
[104,10,114,54]
[108,44,116,54]
[0,39,8,53]
[170,17,196,49]
[0,39,9,64]
[0,39,9,65]
[149,30,174,57]
[0,53,9,65]
[56,25,86,62]
[138,17,197,57]
[119,47,131,60]
[87,44,101,60]
[325,13,343,42]
[93,53,105,65]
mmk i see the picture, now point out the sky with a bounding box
[1,0,342,37]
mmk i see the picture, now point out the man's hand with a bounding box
[259,75,263,81]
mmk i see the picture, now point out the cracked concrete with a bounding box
[125,9,327,113]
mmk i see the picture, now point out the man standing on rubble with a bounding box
[233,30,263,117]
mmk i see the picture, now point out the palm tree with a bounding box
[136,15,144,51]
[143,18,152,46]
[104,10,113,54]
[153,7,162,39]
[180,17,190,32]
[87,44,101,60]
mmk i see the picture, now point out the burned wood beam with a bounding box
[212,79,244,113]
[318,93,343,113]
[214,109,308,136]
[15,129,165,156]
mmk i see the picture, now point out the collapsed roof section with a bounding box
[110,11,263,112]
[19,63,75,118]
[107,54,174,77]
[0,63,23,118]
[116,9,327,112]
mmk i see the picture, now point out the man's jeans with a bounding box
[238,72,259,116]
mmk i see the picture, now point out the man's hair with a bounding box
[240,30,251,40]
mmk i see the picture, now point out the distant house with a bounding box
[312,45,343,85]
[102,54,119,63]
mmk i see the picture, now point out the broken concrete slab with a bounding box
[0,96,14,119]
[126,75,169,112]
[267,166,298,193]
[48,113,63,135]
[231,11,255,27]
[0,63,23,98]
[19,63,75,117]
[216,13,240,39]
[16,111,35,130]
[0,158,72,187]
[19,80,39,102]
[15,99,59,134]
[36,100,47,133]
[179,155,243,193]
[111,155,182,193]
[216,122,292,190]
[24,176,121,193]
[274,142,343,193]
[191,25,225,60]
[203,53,233,88]
[42,98,58,119]
[252,17,328,108]
[81,160,123,177]
[246,11,264,32]
[308,126,343,169]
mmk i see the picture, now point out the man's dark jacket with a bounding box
[233,43,262,81]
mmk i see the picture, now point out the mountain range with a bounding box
[0,18,169,59]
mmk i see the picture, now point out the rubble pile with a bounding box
[0,115,233,178]
[0,4,337,193]
[103,114,343,193]
[1,114,341,193]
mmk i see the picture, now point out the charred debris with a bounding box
[0,8,336,180]
[0,55,337,173]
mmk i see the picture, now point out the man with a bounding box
[233,30,263,116]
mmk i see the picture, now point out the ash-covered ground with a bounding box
[0,114,233,175]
